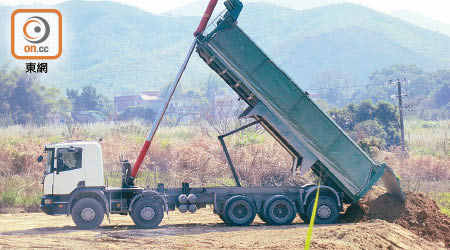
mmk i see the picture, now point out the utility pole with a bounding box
[390,78,408,152]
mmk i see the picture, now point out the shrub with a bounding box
[357,136,384,157]
[330,100,400,149]
[117,106,155,121]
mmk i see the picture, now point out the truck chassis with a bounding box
[40,117,344,229]
[42,181,343,229]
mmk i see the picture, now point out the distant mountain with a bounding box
[164,0,221,17]
[244,3,450,84]
[165,0,348,16]
[0,1,208,96]
[254,0,348,11]
[391,10,450,37]
[1,1,450,97]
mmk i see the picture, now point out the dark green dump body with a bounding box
[196,13,386,203]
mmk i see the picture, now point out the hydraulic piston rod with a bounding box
[130,39,196,179]
[129,0,219,180]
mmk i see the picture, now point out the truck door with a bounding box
[42,148,55,195]
[53,147,84,195]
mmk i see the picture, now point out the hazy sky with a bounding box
[1,0,450,24]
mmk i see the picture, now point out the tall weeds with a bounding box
[0,119,448,212]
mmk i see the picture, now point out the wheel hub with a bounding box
[274,204,288,218]
[233,204,248,219]
[80,207,96,222]
[140,206,155,221]
[317,205,332,219]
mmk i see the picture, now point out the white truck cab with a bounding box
[42,141,104,195]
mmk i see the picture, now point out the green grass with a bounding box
[0,175,41,212]
[234,131,265,148]
[203,177,237,187]
[430,192,450,216]
[405,119,449,156]
[158,126,197,141]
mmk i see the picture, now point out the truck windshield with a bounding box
[45,149,54,174]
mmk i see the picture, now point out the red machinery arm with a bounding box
[130,0,219,180]
[130,40,196,179]
[194,0,218,37]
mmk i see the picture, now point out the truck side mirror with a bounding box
[37,155,43,163]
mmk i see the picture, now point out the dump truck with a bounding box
[38,0,403,230]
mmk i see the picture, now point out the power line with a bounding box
[389,78,410,153]
[305,84,380,91]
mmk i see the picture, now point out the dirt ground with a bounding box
[0,208,446,250]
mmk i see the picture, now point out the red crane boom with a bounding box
[129,0,218,180]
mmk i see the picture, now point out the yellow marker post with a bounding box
[304,181,320,250]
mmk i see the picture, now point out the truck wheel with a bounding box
[71,198,104,230]
[223,196,256,226]
[131,198,164,229]
[306,196,339,224]
[263,195,296,225]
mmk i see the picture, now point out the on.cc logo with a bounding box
[11,9,62,60]
[23,16,50,44]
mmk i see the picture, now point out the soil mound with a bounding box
[341,187,450,248]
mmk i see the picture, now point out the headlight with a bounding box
[44,199,53,205]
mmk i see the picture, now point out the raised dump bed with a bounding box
[195,2,402,203]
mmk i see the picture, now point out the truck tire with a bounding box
[223,196,256,226]
[71,198,104,230]
[131,198,164,229]
[306,196,339,224]
[263,195,296,225]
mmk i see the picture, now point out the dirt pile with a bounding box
[341,186,450,248]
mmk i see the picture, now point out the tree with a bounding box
[329,100,400,148]
[355,100,375,123]
[311,70,356,107]
[42,87,71,113]
[80,85,102,110]
[66,84,106,112]
[373,101,398,127]
[117,106,155,121]
[351,120,387,147]
[0,65,61,125]
[357,136,385,157]
[356,64,436,106]
[329,103,356,131]
[433,82,450,108]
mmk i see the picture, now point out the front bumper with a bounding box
[40,195,68,215]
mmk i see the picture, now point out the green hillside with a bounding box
[239,3,450,85]
[392,10,450,37]
[0,1,449,96]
